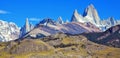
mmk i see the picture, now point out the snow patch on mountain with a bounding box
[0,20,20,42]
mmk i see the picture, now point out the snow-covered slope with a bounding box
[0,20,20,42]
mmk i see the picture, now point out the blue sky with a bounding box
[0,0,120,27]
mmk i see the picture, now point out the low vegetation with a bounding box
[0,33,120,58]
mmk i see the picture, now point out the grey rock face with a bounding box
[20,18,34,37]
[25,18,30,33]
[57,16,64,24]
[71,9,84,23]
[83,4,100,25]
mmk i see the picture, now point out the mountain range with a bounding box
[0,4,120,42]
[0,4,120,58]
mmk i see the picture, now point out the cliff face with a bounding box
[83,4,100,25]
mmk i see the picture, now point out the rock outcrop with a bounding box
[20,18,34,37]
[71,9,84,23]
[57,16,64,24]
[83,4,100,25]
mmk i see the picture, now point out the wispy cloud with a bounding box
[0,10,9,14]
[29,18,42,22]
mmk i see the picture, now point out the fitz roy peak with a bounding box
[71,4,101,26]
[71,4,120,31]
[83,4,100,25]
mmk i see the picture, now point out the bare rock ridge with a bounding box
[23,18,101,39]
[83,25,120,48]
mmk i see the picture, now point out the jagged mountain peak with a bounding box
[83,4,97,17]
[38,18,56,26]
[88,4,95,9]
[83,4,100,25]
[108,17,116,25]
[57,16,64,24]
[71,9,84,22]
[20,18,34,38]
[74,9,79,15]
[25,18,30,32]
[108,17,115,22]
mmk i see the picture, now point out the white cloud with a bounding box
[0,10,9,14]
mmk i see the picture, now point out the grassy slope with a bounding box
[0,34,120,58]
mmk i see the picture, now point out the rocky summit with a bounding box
[71,4,120,31]
[57,16,64,24]
[20,18,34,38]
